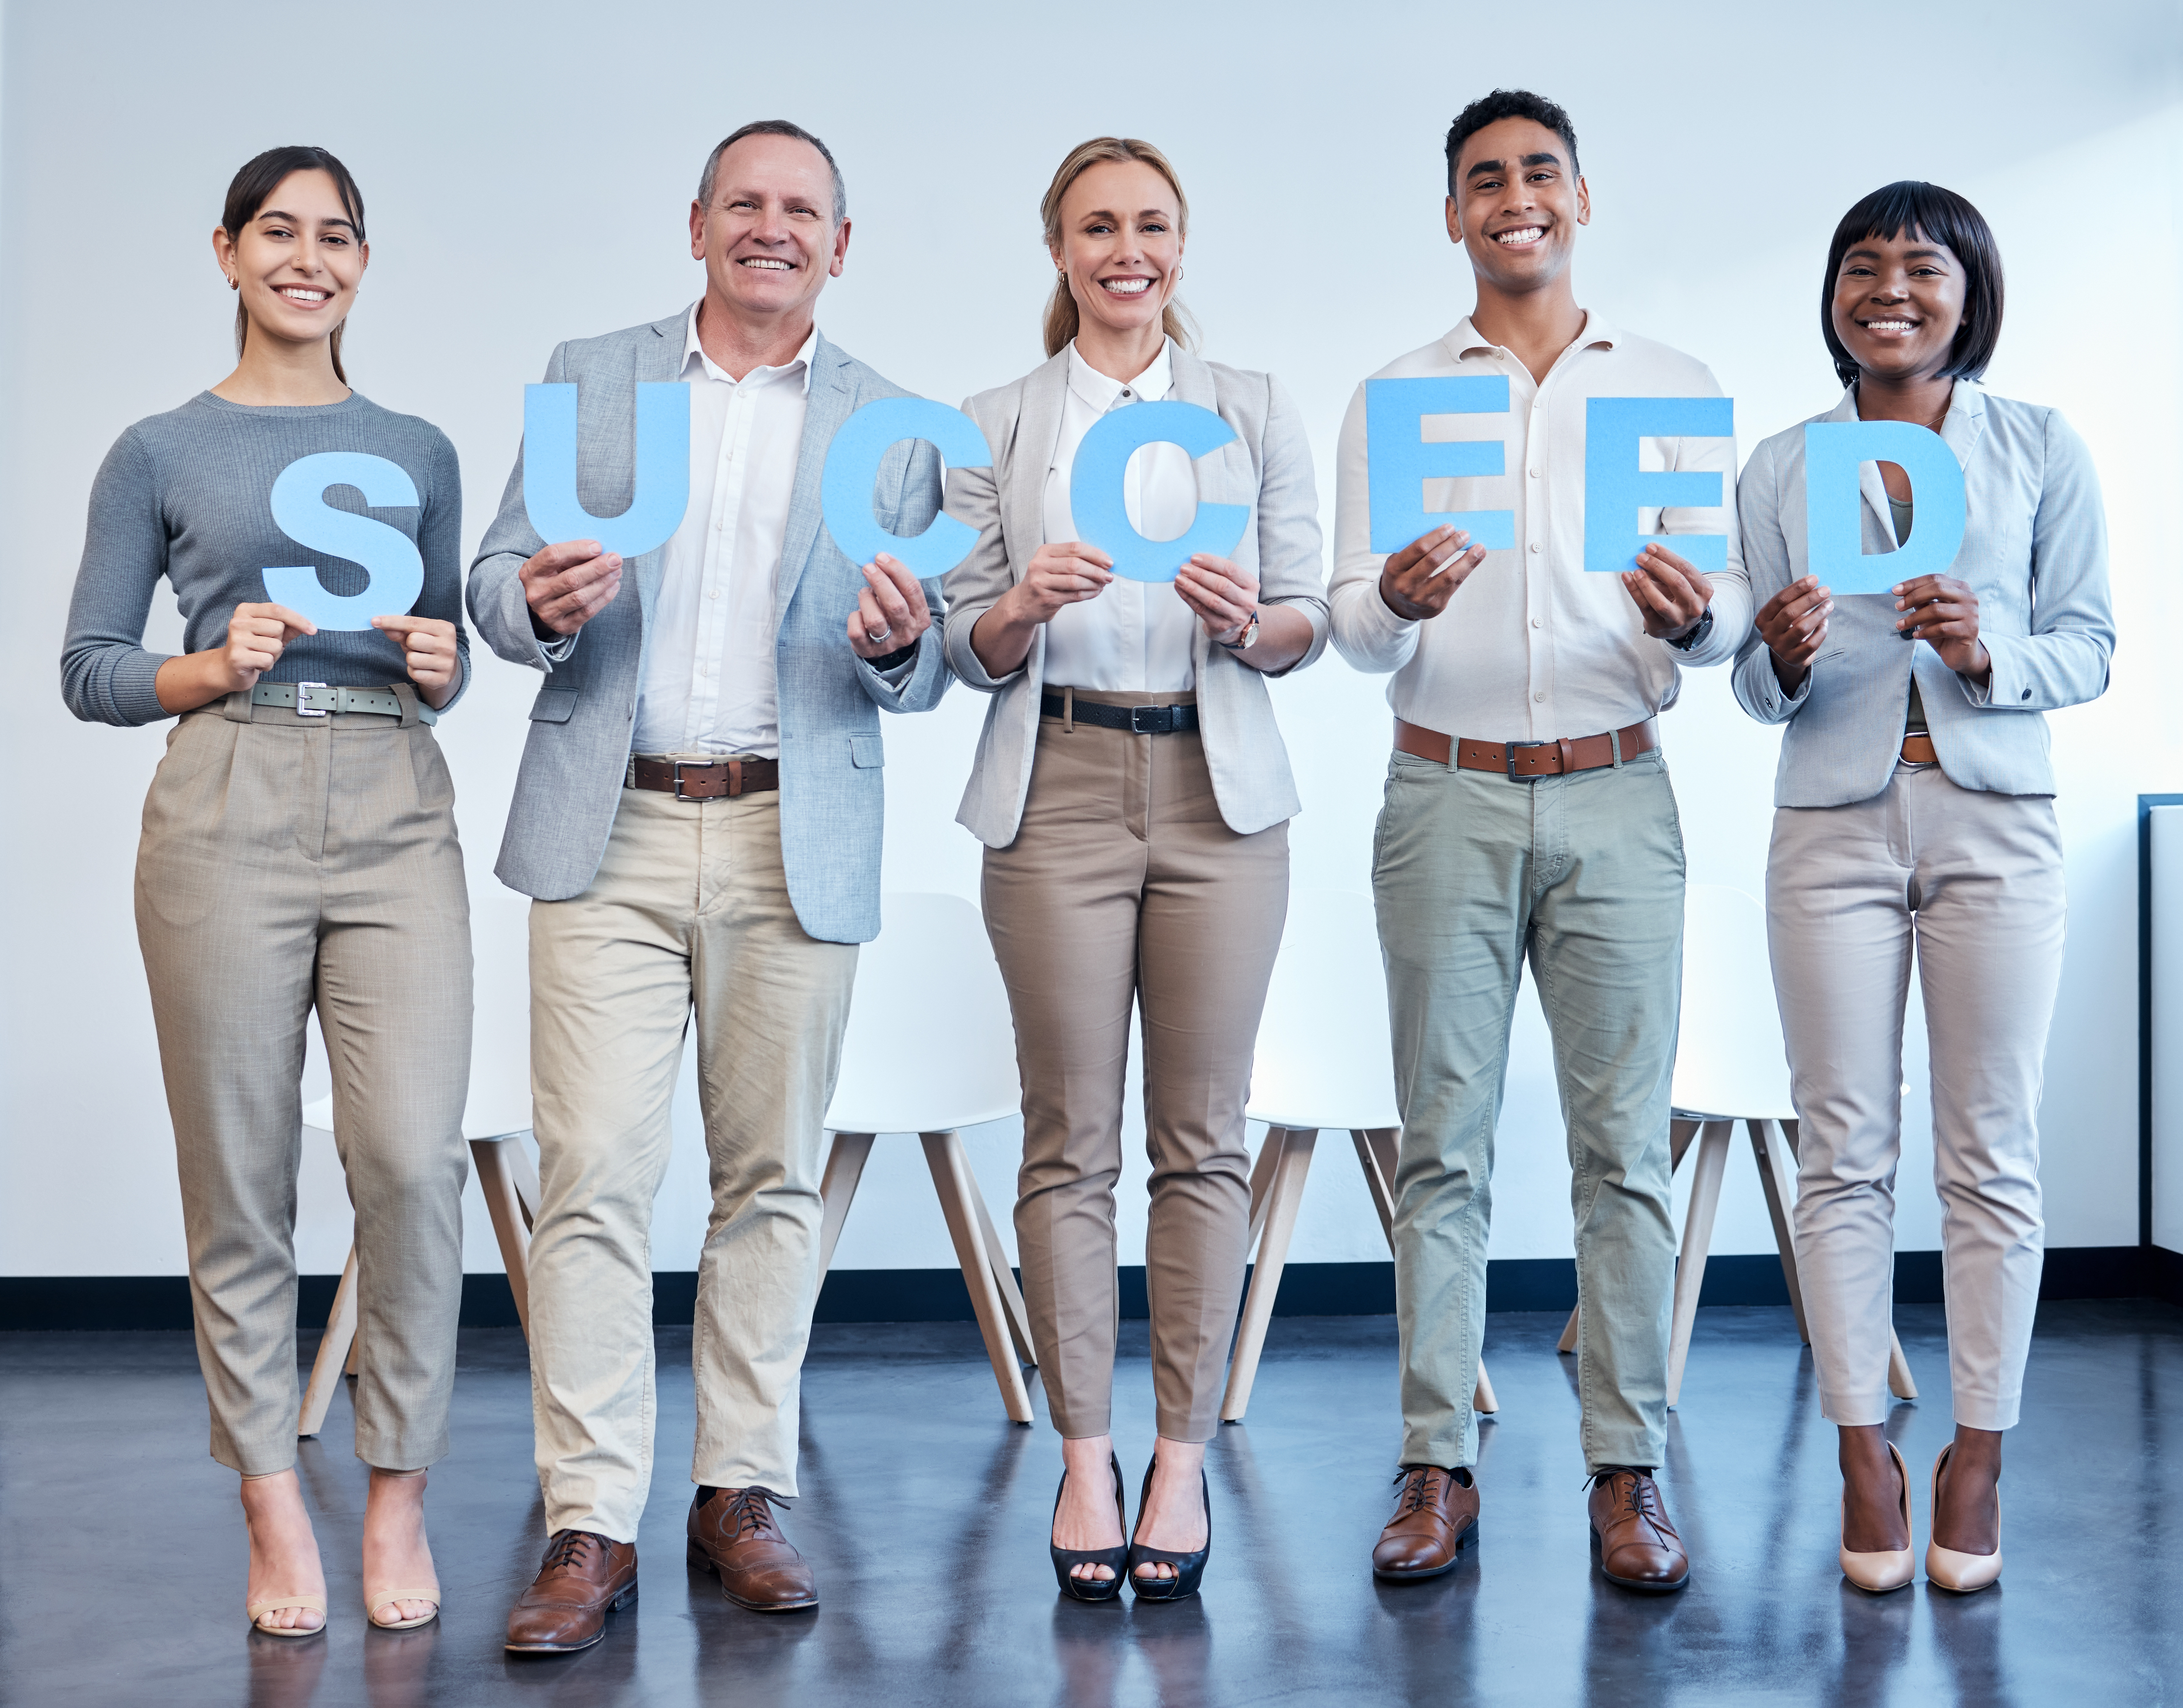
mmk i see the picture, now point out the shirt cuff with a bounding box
[538,631,578,665]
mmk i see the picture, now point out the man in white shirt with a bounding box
[467,121,950,1649]
[1330,90,1751,1594]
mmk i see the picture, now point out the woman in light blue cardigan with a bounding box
[1732,181,2112,1595]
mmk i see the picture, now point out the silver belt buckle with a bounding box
[294,681,331,718]
[1505,740,1548,780]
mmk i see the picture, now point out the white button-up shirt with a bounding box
[1041,339,1201,692]
[1330,313,1749,742]
[631,306,816,757]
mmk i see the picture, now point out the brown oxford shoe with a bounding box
[1372,1464,1481,1581]
[1587,1468,1690,1593]
[687,1486,818,1612]
[505,1530,639,1653]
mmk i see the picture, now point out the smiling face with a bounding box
[1445,116,1588,295]
[213,169,366,351]
[1829,228,1968,386]
[689,132,849,323]
[1051,158,1183,344]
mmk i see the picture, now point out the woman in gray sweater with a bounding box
[61,146,472,1637]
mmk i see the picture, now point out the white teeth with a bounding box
[741,258,791,269]
[1101,277,1152,295]
[1496,227,1544,245]
[278,288,328,302]
[1866,319,1915,331]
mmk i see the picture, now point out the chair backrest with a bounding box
[823,892,1021,1135]
[1246,888,1402,1132]
[1672,883,1797,1120]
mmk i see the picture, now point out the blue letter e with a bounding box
[1364,377,1513,554]
[1583,397,1733,575]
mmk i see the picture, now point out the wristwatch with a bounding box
[1218,609,1261,653]
[1666,606,1714,653]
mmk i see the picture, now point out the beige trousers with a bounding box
[136,691,472,1476]
[982,693,1289,1444]
[525,777,857,1542]
[1769,761,2066,1430]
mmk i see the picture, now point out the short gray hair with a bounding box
[696,120,848,225]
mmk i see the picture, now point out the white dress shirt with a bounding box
[1041,339,1201,692]
[631,307,815,757]
[1329,313,1750,743]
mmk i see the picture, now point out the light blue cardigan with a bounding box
[1731,384,2113,806]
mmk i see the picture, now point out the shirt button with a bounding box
[709,588,720,600]
[1529,468,1540,478]
[1532,618,1542,629]
[1530,542,1541,554]
[1534,691,1545,702]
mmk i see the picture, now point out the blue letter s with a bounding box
[263,452,424,631]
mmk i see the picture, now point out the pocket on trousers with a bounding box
[408,729,458,814]
[849,734,884,769]
[529,689,578,723]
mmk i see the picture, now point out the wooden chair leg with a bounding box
[1887,1329,1918,1401]
[1243,1123,1286,1251]
[920,1131,1033,1424]
[818,1133,876,1275]
[1666,1120,1734,1408]
[1748,1120,1812,1345]
[300,1246,359,1438]
[472,1135,538,1342]
[968,1169,1035,1367]
[1352,1128,1496,1415]
[1561,1118,1702,1355]
[1221,1128,1317,1423]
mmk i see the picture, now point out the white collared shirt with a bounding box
[631,305,816,757]
[1040,339,1201,692]
[1330,313,1749,742]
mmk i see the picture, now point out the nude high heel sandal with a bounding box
[1839,1439,1915,1593]
[365,1581,441,1630]
[1925,1444,2003,1592]
[246,1596,327,1637]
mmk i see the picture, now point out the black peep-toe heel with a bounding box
[1126,1459,1211,1601]
[1050,1452,1128,1602]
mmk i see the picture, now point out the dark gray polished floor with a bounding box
[2,1301,2177,1707]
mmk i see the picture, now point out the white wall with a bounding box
[3,0,2177,1284]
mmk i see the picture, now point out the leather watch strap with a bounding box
[1395,717,1658,778]
[627,756,780,799]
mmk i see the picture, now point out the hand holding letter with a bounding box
[1377,525,1487,622]
[1893,574,1988,680]
[373,614,461,708]
[1622,543,1713,639]
[522,539,622,637]
[846,553,933,660]
[1755,576,1833,693]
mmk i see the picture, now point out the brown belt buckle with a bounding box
[673,759,744,800]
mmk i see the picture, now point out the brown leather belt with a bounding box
[1900,734,1938,764]
[1396,717,1658,779]
[626,756,779,800]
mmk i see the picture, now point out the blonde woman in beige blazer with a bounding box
[942,137,1327,1604]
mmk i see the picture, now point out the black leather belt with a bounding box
[1039,692,1199,735]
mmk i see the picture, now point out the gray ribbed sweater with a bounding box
[61,391,468,726]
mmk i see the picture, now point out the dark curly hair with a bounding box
[1445,90,1580,193]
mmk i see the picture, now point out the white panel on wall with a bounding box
[2153,807,2183,1254]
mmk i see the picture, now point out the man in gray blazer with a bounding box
[469,120,949,1651]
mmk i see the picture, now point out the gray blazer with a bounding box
[941,347,1329,847]
[1731,384,2113,806]
[468,310,948,940]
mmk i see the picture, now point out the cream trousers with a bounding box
[524,779,857,1542]
[136,692,472,1476]
[1769,761,2065,1430]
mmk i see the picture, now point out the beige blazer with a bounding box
[942,346,1329,847]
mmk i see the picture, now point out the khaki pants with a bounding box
[136,691,472,1477]
[1373,747,1685,1473]
[1769,762,2065,1431]
[525,776,857,1542]
[982,693,1288,1444]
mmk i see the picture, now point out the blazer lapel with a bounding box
[776,331,853,629]
[633,308,691,623]
[1009,350,1071,567]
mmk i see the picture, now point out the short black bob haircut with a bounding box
[1821,181,2004,389]
[1444,90,1580,196]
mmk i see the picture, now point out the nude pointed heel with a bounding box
[1839,1439,1915,1593]
[365,1581,441,1630]
[246,1596,328,1637]
[1925,1444,2003,1592]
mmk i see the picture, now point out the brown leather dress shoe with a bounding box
[505,1530,639,1653]
[1587,1468,1690,1593]
[1372,1465,1480,1581]
[687,1486,818,1612]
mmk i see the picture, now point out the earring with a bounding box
[228,278,239,291]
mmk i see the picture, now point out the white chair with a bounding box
[299,1090,538,1438]
[1553,883,1916,1407]
[816,892,1036,1424]
[1221,889,1498,1424]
